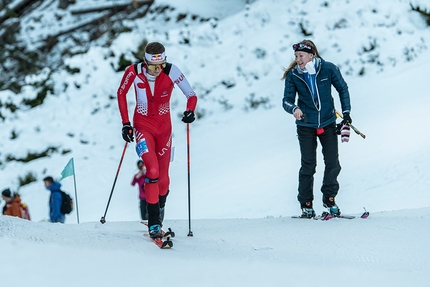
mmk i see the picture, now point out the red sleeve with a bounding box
[131,175,138,186]
[117,65,137,124]
[186,95,197,112]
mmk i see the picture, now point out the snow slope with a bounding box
[1,208,430,286]
[1,0,430,285]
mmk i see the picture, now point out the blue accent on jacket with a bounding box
[46,181,65,223]
[303,72,318,108]
[282,57,351,128]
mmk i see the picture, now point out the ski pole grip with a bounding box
[300,114,307,122]
[335,110,366,139]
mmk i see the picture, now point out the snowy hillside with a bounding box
[1,0,429,223]
[1,0,430,285]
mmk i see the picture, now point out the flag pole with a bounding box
[71,159,80,224]
[60,158,80,223]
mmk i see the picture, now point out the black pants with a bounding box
[140,199,149,220]
[147,191,169,227]
[296,123,341,207]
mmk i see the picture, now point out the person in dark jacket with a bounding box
[282,39,352,218]
[43,176,65,223]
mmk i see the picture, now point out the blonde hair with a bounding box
[281,39,321,80]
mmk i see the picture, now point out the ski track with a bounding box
[2,209,430,273]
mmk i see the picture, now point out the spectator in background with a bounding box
[1,188,31,220]
[43,176,65,223]
[131,159,149,221]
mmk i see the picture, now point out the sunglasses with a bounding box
[146,62,167,71]
[292,43,312,51]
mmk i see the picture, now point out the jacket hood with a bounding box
[47,181,62,192]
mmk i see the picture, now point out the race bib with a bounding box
[136,138,149,157]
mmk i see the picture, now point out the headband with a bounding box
[292,43,314,54]
[145,52,166,62]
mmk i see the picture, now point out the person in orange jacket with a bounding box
[1,188,30,220]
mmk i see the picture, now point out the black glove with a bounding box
[182,110,195,123]
[122,122,134,142]
[335,123,342,135]
[342,113,352,125]
[300,114,307,122]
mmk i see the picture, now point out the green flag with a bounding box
[60,158,74,181]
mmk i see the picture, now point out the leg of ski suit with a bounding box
[135,122,171,227]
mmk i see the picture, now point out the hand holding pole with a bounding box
[335,111,366,139]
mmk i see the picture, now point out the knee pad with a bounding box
[145,177,158,183]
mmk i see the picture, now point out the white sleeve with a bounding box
[168,64,196,99]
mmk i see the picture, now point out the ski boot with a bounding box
[300,208,316,218]
[149,224,163,238]
[299,201,315,218]
[323,197,341,217]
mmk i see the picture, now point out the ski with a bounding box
[319,212,355,220]
[141,221,175,249]
[291,215,318,220]
[291,213,353,220]
[320,208,369,220]
[292,208,369,220]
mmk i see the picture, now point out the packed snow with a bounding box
[1,0,430,286]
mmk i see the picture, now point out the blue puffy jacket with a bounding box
[46,181,65,223]
[282,57,351,128]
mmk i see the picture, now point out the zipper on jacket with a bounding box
[293,70,322,127]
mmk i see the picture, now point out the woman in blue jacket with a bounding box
[43,176,65,223]
[282,39,352,218]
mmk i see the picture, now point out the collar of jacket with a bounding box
[294,57,322,76]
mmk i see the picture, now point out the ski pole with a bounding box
[100,142,128,224]
[335,111,366,139]
[186,123,193,237]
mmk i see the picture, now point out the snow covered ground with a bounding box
[1,0,430,286]
[2,209,430,286]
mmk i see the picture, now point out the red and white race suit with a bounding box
[117,63,197,204]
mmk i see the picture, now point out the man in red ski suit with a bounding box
[117,42,197,238]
